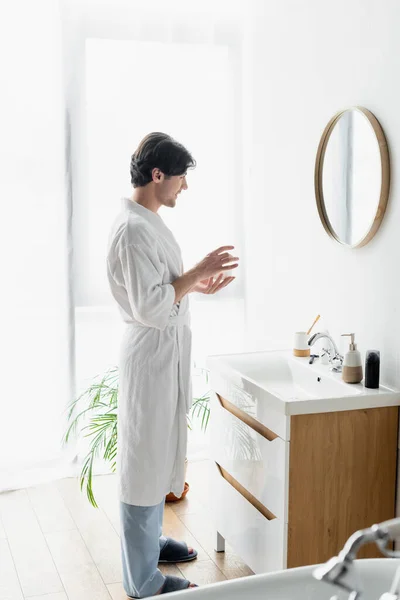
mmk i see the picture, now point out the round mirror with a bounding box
[315,107,390,248]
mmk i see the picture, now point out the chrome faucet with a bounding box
[308,332,344,371]
[313,518,400,600]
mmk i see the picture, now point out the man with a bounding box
[107,132,239,597]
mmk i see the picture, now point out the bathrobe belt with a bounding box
[125,311,192,413]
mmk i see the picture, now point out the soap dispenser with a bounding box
[341,333,363,384]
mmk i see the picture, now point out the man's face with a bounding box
[154,171,188,208]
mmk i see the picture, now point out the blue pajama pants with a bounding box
[120,498,168,598]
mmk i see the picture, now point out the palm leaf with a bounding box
[190,392,210,432]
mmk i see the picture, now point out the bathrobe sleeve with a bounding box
[118,242,176,330]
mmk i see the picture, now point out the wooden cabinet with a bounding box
[210,382,399,574]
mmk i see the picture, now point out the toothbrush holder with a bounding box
[293,331,310,357]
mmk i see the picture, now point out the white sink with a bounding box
[162,558,400,600]
[206,350,400,416]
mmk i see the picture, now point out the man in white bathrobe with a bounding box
[107,132,239,598]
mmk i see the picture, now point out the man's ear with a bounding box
[152,168,163,182]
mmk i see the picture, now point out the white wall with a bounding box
[243,0,400,389]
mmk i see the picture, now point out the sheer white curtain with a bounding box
[0,0,248,491]
[0,1,73,491]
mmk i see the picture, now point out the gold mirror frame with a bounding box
[314,106,390,248]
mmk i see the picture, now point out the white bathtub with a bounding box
[163,559,400,600]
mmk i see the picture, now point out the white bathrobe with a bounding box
[107,198,192,506]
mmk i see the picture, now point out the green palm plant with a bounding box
[62,366,210,508]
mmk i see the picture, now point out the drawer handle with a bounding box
[216,462,277,521]
[216,394,278,442]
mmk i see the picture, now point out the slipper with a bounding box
[159,538,198,564]
[126,575,198,598]
[160,575,199,594]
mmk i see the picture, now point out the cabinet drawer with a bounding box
[211,461,286,574]
[210,391,289,521]
[208,371,289,440]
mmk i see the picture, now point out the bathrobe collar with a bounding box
[122,197,177,246]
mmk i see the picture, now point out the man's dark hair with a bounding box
[130,132,196,188]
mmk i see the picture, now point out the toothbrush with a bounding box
[307,314,321,336]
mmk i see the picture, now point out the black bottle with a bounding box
[365,350,380,389]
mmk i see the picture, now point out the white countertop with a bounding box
[206,350,400,416]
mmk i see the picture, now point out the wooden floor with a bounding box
[0,460,253,600]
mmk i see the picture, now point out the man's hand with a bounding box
[190,274,235,295]
[172,246,239,303]
[193,246,239,281]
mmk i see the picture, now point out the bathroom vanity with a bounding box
[206,350,400,574]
